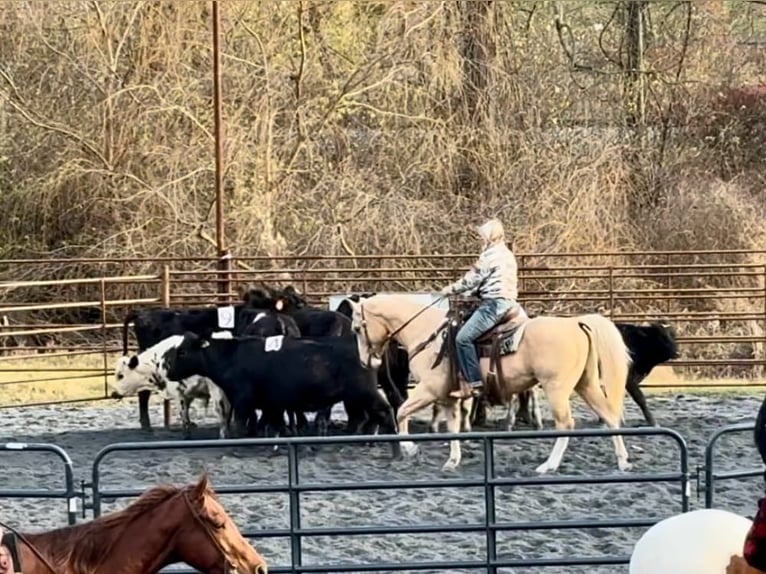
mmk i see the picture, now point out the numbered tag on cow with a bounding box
[264,335,284,352]
[217,305,235,329]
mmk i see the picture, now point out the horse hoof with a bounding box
[401,441,419,457]
[618,460,633,472]
[441,459,460,472]
[535,462,553,474]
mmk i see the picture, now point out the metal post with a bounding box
[484,436,497,574]
[288,442,302,574]
[211,0,229,303]
[100,279,108,398]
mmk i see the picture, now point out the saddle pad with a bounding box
[481,322,528,357]
[1,532,22,574]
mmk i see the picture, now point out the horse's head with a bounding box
[345,297,384,371]
[175,475,269,574]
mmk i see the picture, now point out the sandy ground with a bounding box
[1,391,765,574]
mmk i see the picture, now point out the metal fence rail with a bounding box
[0,441,78,525]
[703,423,765,508]
[89,428,690,574]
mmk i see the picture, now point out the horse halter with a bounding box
[0,519,58,574]
[182,490,239,574]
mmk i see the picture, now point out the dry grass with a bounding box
[0,353,118,406]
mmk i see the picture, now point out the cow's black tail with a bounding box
[122,310,140,355]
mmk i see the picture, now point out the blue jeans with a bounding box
[455,298,515,385]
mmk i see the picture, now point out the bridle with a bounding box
[0,518,59,573]
[357,295,447,367]
[182,490,237,574]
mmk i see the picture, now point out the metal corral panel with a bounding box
[327,292,449,312]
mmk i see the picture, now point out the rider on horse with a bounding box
[439,218,519,399]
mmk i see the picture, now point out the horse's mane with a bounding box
[29,483,185,573]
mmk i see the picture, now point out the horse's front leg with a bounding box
[506,394,519,431]
[395,384,436,459]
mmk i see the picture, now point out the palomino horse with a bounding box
[0,475,268,574]
[346,293,632,473]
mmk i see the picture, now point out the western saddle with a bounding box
[439,299,530,401]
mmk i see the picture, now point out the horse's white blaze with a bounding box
[629,508,751,574]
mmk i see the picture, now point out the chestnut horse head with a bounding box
[13,474,268,574]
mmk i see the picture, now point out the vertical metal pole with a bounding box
[211,0,229,304]
[484,436,497,574]
[100,279,108,398]
[288,442,302,574]
[161,264,172,428]
[608,266,615,317]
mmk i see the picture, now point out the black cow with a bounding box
[614,321,680,426]
[122,305,253,430]
[122,302,291,431]
[509,321,680,428]
[162,331,401,458]
[242,286,353,337]
[336,294,411,413]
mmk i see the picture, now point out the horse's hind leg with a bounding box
[530,386,544,430]
[535,387,574,474]
[575,381,632,472]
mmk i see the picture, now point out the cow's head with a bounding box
[110,354,154,399]
[163,331,211,383]
[649,321,680,360]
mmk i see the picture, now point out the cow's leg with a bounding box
[364,392,402,459]
[208,384,231,439]
[295,411,310,434]
[138,390,152,431]
[627,372,656,426]
[530,386,544,430]
[180,397,193,439]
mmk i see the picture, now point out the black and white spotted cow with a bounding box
[110,332,233,439]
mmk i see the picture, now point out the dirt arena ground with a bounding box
[1,389,765,574]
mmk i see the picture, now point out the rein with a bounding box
[0,518,59,574]
[359,295,449,376]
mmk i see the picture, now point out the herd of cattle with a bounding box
[110,286,680,444]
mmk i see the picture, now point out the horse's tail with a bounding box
[578,314,632,423]
[754,393,766,470]
[577,322,600,396]
[122,310,141,356]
